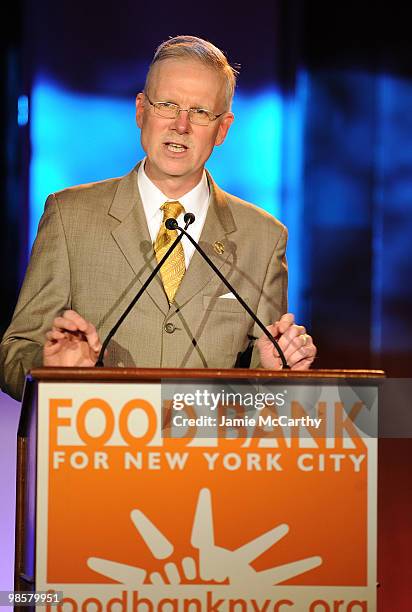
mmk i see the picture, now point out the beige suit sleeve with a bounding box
[0,195,71,400]
[249,224,288,368]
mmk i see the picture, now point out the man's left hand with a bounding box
[256,313,317,370]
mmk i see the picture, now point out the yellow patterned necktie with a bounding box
[154,201,186,302]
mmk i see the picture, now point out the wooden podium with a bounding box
[15,367,384,610]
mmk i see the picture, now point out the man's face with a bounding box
[136,59,234,192]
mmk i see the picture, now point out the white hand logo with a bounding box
[88,487,322,586]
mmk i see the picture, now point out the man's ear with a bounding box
[135,93,145,128]
[214,112,235,146]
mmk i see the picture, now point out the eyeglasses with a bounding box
[145,94,224,126]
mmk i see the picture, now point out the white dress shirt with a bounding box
[137,160,209,268]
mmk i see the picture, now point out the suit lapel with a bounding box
[108,166,237,317]
[109,165,169,314]
[170,172,237,312]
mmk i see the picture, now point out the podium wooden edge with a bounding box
[28,366,386,382]
[15,377,37,593]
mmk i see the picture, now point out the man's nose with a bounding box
[173,109,191,133]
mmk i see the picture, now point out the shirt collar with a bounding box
[137,159,209,221]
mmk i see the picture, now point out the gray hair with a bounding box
[145,35,239,110]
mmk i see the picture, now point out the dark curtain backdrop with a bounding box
[1,2,412,607]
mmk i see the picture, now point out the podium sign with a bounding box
[30,373,378,611]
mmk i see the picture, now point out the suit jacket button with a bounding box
[164,323,175,333]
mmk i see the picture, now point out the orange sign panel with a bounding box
[36,382,377,611]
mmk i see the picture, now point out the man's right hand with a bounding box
[43,310,102,367]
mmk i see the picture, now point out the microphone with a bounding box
[166,217,289,369]
[95,215,195,367]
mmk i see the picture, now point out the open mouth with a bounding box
[164,142,188,153]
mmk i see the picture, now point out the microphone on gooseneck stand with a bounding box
[166,215,289,369]
[95,215,195,367]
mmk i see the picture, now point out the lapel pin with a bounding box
[213,241,225,255]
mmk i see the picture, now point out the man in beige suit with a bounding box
[0,36,316,401]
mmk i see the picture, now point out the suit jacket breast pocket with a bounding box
[202,295,248,362]
[202,295,247,314]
